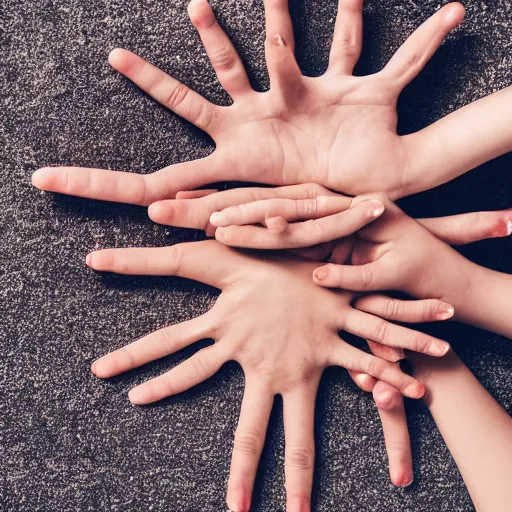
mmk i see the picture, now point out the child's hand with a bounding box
[33,0,467,205]
[88,240,451,511]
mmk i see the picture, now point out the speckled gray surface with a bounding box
[2,1,512,511]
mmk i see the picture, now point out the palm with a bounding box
[32,0,464,209]
[218,79,404,193]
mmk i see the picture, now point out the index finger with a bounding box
[86,240,242,289]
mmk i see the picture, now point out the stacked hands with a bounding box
[32,0,512,511]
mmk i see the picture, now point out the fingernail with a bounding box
[215,227,227,242]
[128,386,146,405]
[91,361,97,375]
[405,382,424,399]
[86,253,93,267]
[394,473,414,488]
[435,342,450,356]
[369,201,385,218]
[507,218,512,236]
[209,211,222,226]
[314,267,328,281]
[148,202,165,221]
[437,306,455,320]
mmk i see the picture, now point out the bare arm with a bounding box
[410,349,512,512]
[404,86,512,196]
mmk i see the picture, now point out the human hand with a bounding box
[88,240,453,511]
[33,0,467,205]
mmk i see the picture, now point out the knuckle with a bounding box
[384,298,399,320]
[190,352,208,380]
[374,319,388,343]
[373,385,401,410]
[169,244,185,276]
[366,358,386,379]
[304,183,325,199]
[303,219,324,241]
[233,430,262,456]
[166,83,190,110]
[334,35,359,57]
[210,45,236,72]
[360,265,374,289]
[285,446,315,471]
[296,198,318,219]
[422,299,439,321]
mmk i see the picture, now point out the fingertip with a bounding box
[209,211,223,227]
[91,361,97,376]
[108,48,131,71]
[188,0,215,29]
[405,381,425,399]
[313,266,329,282]
[148,201,171,223]
[443,2,466,26]
[91,359,111,379]
[286,496,311,512]
[391,471,414,488]
[86,253,93,267]
[128,386,147,405]
[265,216,288,233]
[226,492,251,512]
[436,303,455,321]
[32,167,56,190]
[215,226,229,243]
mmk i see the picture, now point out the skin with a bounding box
[410,349,512,512]
[183,183,511,490]
[87,240,456,512]
[34,0,512,207]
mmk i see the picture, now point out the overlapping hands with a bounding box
[33,0,512,511]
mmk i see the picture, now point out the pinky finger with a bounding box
[355,295,455,323]
[128,343,231,404]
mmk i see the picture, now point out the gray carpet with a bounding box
[2,0,512,510]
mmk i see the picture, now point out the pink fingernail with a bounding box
[91,361,97,375]
[314,268,328,281]
[209,211,222,226]
[437,306,455,320]
[86,253,93,267]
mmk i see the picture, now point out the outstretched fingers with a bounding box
[372,381,414,487]
[128,342,232,404]
[283,382,319,512]
[328,0,364,75]
[355,295,455,323]
[32,154,224,206]
[214,199,385,249]
[330,340,424,399]
[188,0,252,100]
[109,48,220,133]
[264,0,303,91]
[343,308,450,357]
[86,240,240,289]
[227,379,274,512]
[92,313,216,378]
[418,210,512,246]
[380,3,465,93]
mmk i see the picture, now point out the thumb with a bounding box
[312,261,388,291]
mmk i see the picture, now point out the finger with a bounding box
[209,195,351,227]
[175,189,219,199]
[418,210,512,246]
[348,370,377,392]
[128,342,231,404]
[343,309,450,357]
[188,0,252,99]
[108,48,219,132]
[313,261,392,291]
[264,0,303,90]
[283,383,319,512]
[227,381,274,512]
[86,240,239,289]
[91,313,215,378]
[33,155,222,205]
[215,200,385,249]
[380,3,465,91]
[149,183,337,228]
[330,340,424,399]
[328,0,364,75]
[372,381,414,487]
[355,295,455,323]
[290,241,338,263]
[366,340,404,364]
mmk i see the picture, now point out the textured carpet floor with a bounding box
[2,0,512,511]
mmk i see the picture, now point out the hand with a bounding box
[88,240,452,511]
[32,0,468,206]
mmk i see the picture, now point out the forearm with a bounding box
[410,350,512,512]
[402,86,512,197]
[445,263,512,339]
